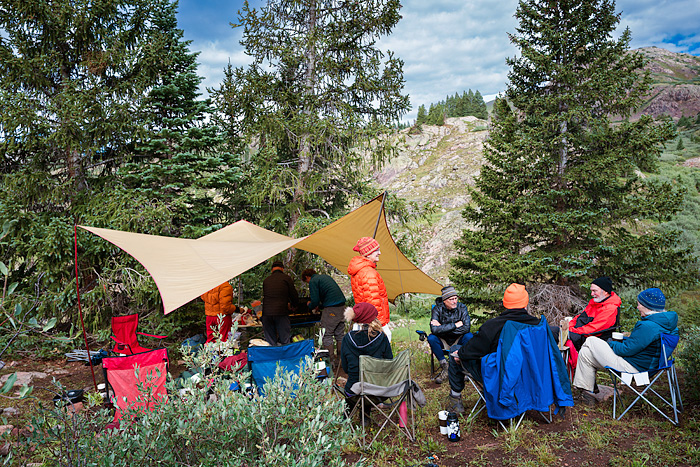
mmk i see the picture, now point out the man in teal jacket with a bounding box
[573,287,679,405]
[302,268,346,366]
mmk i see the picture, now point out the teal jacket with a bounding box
[308,274,346,310]
[608,311,679,371]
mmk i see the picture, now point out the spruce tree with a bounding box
[118,0,241,232]
[473,90,488,119]
[212,0,409,235]
[0,0,229,323]
[451,0,695,304]
[416,105,428,125]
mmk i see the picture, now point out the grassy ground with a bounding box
[2,319,699,466]
[343,321,700,467]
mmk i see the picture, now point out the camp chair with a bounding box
[606,333,683,425]
[111,313,167,355]
[102,347,169,430]
[247,339,315,395]
[346,350,426,448]
[415,330,454,378]
[464,317,573,430]
[577,308,621,344]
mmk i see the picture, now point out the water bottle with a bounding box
[446,412,460,442]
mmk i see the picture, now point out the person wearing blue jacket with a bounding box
[446,283,540,414]
[573,287,679,406]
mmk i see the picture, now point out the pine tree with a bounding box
[451,0,694,304]
[416,105,428,125]
[677,137,685,151]
[211,0,409,235]
[0,0,227,323]
[118,0,241,232]
[473,90,488,119]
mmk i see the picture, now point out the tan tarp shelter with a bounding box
[80,194,443,314]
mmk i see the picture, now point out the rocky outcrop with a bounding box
[635,47,700,120]
[375,116,488,283]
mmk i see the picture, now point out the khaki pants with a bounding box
[573,336,639,392]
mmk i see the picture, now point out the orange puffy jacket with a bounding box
[201,282,235,317]
[348,255,390,326]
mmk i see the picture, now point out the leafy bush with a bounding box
[6,343,359,467]
[677,326,700,402]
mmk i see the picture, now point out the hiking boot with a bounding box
[576,389,597,407]
[435,360,449,384]
[446,394,465,414]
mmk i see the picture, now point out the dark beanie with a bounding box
[637,288,666,311]
[592,276,613,294]
[271,260,284,269]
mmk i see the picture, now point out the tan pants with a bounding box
[573,336,639,391]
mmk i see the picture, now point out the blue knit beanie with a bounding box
[637,288,666,311]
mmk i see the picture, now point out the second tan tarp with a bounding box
[80,194,442,314]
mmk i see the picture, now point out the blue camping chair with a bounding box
[465,317,573,430]
[247,339,315,395]
[606,333,683,425]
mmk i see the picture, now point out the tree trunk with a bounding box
[288,0,317,235]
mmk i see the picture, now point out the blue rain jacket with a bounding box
[481,317,573,420]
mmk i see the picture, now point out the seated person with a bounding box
[201,282,241,343]
[341,302,393,422]
[568,276,620,350]
[428,285,473,384]
[446,283,540,414]
[573,288,678,406]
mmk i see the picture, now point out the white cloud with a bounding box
[178,0,700,121]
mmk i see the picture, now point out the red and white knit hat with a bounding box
[353,237,380,256]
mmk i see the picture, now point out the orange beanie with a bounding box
[503,283,529,309]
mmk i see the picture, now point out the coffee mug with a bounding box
[612,332,624,341]
[438,410,448,435]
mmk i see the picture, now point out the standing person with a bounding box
[262,260,299,346]
[573,288,679,406]
[428,285,473,384]
[302,268,346,367]
[201,282,240,343]
[568,276,621,350]
[341,302,393,422]
[445,283,540,413]
[347,236,391,341]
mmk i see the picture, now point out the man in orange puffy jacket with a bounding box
[568,277,621,350]
[347,236,391,341]
[201,282,240,343]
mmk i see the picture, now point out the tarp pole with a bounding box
[74,224,98,392]
[373,191,387,238]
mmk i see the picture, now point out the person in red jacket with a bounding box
[201,282,240,343]
[568,276,621,350]
[347,237,392,341]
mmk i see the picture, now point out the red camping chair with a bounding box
[102,347,169,430]
[111,314,167,355]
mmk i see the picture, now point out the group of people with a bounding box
[200,235,392,369]
[201,238,679,418]
[434,279,678,413]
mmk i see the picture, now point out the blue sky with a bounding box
[176,0,700,122]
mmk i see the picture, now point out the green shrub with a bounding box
[677,325,700,402]
[8,346,359,467]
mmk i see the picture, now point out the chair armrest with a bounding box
[137,332,168,339]
[579,326,618,338]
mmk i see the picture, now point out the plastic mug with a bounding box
[438,410,448,435]
[612,332,624,341]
